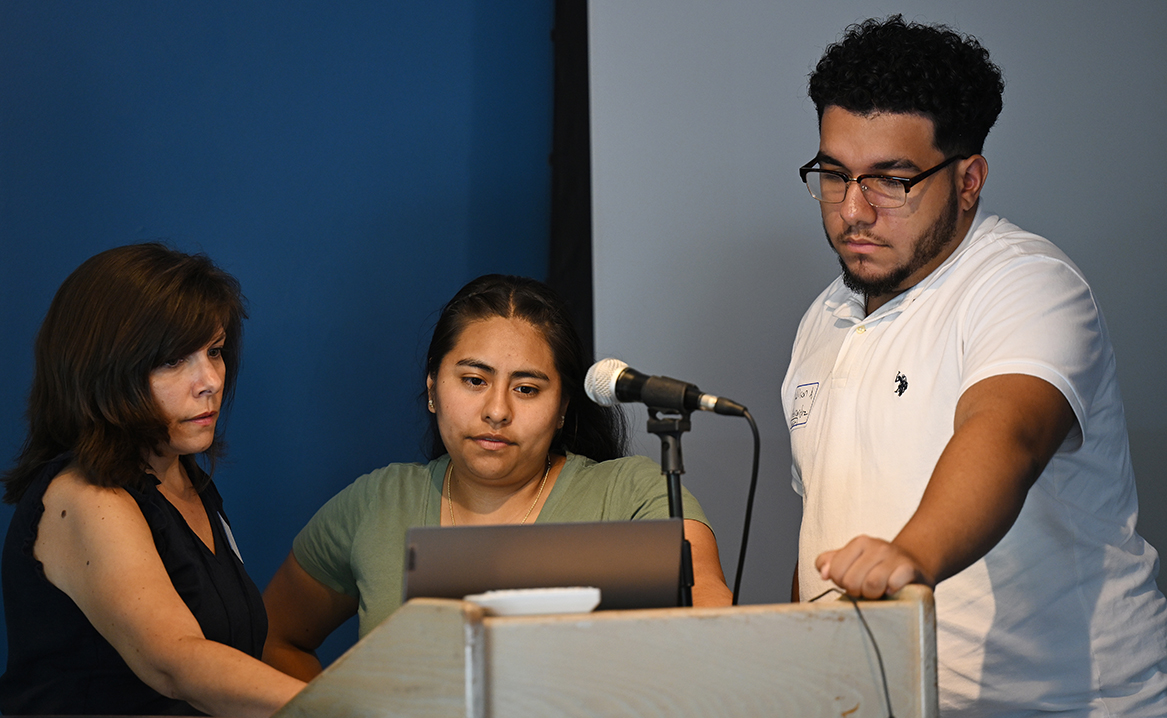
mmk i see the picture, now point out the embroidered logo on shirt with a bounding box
[894,372,909,397]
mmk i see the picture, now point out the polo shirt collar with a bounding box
[824,205,994,322]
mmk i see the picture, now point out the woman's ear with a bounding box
[426,375,436,413]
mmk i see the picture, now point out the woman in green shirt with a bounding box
[261,275,732,680]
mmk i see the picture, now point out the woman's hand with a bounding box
[36,469,305,717]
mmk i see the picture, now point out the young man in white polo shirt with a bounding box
[781,15,1167,716]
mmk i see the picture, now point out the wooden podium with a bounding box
[276,585,936,717]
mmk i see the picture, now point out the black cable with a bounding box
[731,409,760,605]
[810,588,896,718]
[807,588,838,603]
[844,594,896,718]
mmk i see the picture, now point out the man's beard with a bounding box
[833,191,959,299]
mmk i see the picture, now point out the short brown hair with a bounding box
[4,243,247,502]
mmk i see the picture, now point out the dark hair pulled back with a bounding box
[423,274,627,462]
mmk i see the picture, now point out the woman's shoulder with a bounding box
[9,454,75,506]
[544,453,676,523]
[9,456,154,564]
[562,453,662,488]
[293,459,445,571]
[33,464,160,598]
[349,459,443,492]
[314,458,445,517]
[40,464,140,518]
[567,453,659,475]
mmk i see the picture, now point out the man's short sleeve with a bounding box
[959,254,1105,443]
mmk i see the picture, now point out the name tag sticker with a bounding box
[219,513,244,563]
[790,382,819,430]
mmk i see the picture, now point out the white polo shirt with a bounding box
[782,209,1167,716]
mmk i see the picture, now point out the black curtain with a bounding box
[548,0,594,361]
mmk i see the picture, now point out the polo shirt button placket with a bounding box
[832,321,871,389]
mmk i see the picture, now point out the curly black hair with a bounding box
[809,15,1005,157]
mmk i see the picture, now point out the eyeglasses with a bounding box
[799,155,968,209]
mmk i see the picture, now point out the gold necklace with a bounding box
[445,456,552,527]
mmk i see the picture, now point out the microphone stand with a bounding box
[646,407,694,607]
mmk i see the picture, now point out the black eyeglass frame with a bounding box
[798,154,969,208]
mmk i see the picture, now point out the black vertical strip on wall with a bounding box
[547,0,595,361]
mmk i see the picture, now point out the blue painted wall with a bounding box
[0,1,554,666]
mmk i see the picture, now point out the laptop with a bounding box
[402,519,683,611]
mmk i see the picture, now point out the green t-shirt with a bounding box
[292,453,710,637]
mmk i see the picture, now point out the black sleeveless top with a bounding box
[0,455,267,715]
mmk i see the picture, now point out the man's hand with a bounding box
[815,535,933,599]
[812,374,1075,600]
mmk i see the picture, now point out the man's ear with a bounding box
[957,155,988,212]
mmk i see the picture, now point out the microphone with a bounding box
[584,358,747,416]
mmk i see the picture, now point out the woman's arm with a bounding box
[262,551,359,681]
[35,471,305,718]
[684,519,733,607]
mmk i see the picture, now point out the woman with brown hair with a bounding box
[0,244,304,716]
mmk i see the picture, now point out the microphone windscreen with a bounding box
[584,358,628,407]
